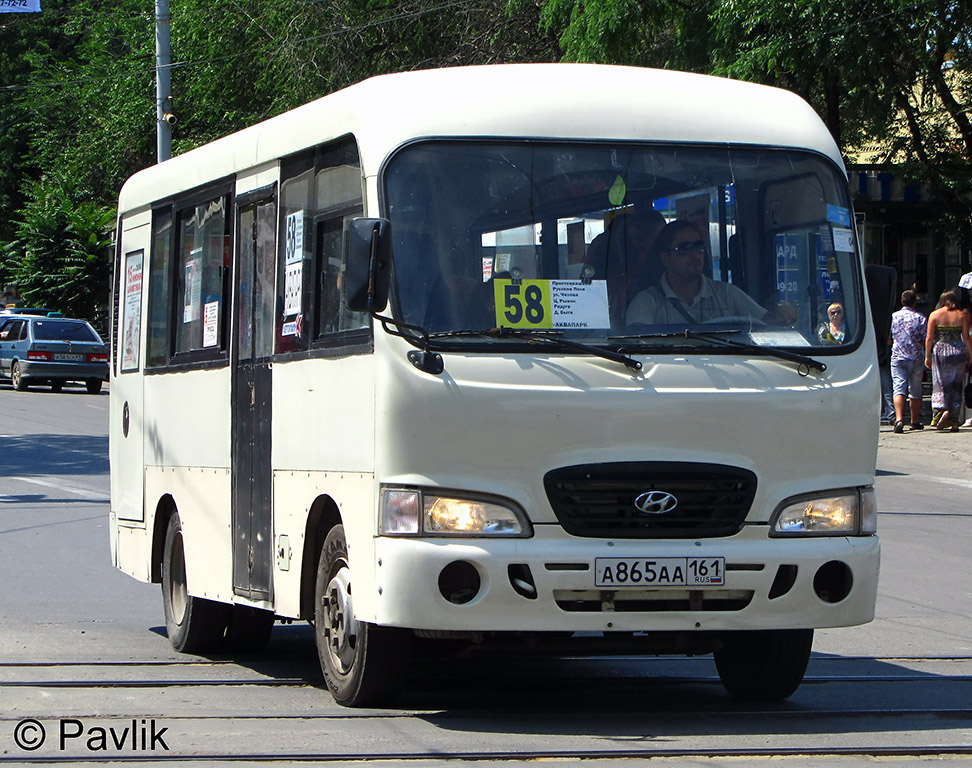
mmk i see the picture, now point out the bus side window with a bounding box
[172,195,230,356]
[146,207,173,367]
[277,137,367,352]
[312,145,367,340]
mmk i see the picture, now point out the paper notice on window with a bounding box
[832,226,855,252]
[203,301,219,347]
[285,211,304,265]
[283,211,305,315]
[184,251,202,323]
[284,262,302,315]
[550,280,610,329]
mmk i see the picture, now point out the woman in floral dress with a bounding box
[924,290,972,430]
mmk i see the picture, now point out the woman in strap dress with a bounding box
[924,289,972,430]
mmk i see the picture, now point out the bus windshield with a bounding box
[384,141,864,352]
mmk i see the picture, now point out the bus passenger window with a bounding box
[147,207,172,367]
[174,195,229,354]
[277,137,367,353]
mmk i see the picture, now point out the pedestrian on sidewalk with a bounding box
[925,289,972,431]
[890,289,927,432]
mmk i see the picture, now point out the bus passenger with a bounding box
[818,302,847,343]
[584,205,665,326]
[625,220,792,326]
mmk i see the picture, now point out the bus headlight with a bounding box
[770,487,876,536]
[380,488,529,536]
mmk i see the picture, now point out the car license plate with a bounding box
[54,353,84,361]
[594,557,725,587]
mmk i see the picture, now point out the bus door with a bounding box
[232,191,277,601]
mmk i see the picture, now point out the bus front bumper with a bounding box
[369,526,879,633]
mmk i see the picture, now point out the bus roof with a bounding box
[118,63,841,213]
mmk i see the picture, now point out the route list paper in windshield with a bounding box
[493,279,610,329]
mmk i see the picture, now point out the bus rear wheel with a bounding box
[161,512,229,653]
[314,524,410,707]
[714,628,813,701]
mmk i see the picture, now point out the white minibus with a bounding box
[110,64,880,706]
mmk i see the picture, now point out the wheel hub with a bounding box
[322,566,356,673]
[169,532,188,624]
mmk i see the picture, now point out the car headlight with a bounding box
[770,487,876,536]
[380,488,530,537]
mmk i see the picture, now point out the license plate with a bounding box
[594,557,725,587]
[53,353,83,361]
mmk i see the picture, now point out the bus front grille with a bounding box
[543,462,757,539]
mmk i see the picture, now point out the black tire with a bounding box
[161,512,229,653]
[315,524,410,707]
[50,379,64,392]
[714,628,813,701]
[85,378,103,394]
[11,361,28,391]
[225,605,275,654]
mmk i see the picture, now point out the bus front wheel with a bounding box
[714,628,813,701]
[314,524,410,707]
[161,512,229,653]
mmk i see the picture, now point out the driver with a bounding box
[625,220,795,326]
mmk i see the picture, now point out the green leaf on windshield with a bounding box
[608,175,627,206]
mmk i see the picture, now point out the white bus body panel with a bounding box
[144,465,233,602]
[269,355,378,618]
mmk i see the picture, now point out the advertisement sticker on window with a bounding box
[121,250,143,371]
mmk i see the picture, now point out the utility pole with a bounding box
[155,0,173,163]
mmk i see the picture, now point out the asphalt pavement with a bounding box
[877,417,972,476]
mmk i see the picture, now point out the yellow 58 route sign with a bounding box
[493,280,552,328]
[492,279,610,330]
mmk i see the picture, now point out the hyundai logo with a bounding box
[634,491,678,515]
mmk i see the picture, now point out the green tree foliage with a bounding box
[0,0,557,318]
[528,0,709,70]
[2,177,113,322]
[708,0,972,232]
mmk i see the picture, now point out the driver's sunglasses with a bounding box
[670,240,707,255]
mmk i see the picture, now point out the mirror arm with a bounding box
[364,222,443,375]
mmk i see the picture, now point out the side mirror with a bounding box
[345,218,391,313]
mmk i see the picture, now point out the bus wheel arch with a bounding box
[300,495,342,621]
[150,495,178,584]
[160,507,229,653]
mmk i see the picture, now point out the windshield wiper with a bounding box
[429,327,642,372]
[686,329,826,373]
[611,328,826,374]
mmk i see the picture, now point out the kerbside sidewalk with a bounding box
[878,420,972,475]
